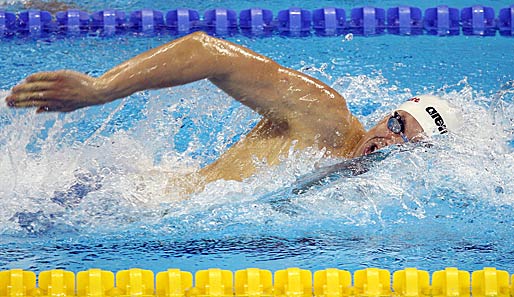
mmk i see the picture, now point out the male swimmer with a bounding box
[5,32,461,194]
[23,0,77,14]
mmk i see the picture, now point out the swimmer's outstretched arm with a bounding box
[7,32,362,140]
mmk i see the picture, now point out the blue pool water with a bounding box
[1,0,514,275]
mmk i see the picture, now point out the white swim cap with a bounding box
[397,95,461,136]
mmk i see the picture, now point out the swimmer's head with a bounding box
[352,95,462,157]
[396,95,462,136]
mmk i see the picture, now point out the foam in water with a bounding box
[0,0,23,4]
[0,74,513,235]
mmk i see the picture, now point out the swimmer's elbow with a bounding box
[188,31,210,41]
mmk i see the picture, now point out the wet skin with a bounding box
[5,32,423,195]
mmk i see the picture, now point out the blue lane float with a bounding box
[461,5,496,36]
[239,8,274,36]
[0,5,513,39]
[0,11,16,36]
[204,8,237,36]
[423,6,460,36]
[166,9,200,35]
[17,10,54,36]
[56,10,89,34]
[312,7,346,36]
[277,7,311,36]
[90,10,126,35]
[349,7,385,35]
[498,5,514,36]
[387,6,423,35]
[129,9,165,34]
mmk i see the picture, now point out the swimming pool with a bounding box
[1,0,514,289]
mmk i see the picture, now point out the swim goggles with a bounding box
[387,111,409,143]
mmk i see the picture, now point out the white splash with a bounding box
[0,74,513,235]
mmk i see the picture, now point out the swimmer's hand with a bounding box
[6,70,108,113]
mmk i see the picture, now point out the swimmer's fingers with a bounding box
[5,90,79,113]
[8,70,105,113]
[6,90,62,104]
[36,105,74,113]
[8,98,64,109]
[9,98,77,114]
[25,71,69,83]
[8,91,92,113]
[11,81,56,94]
[9,72,68,103]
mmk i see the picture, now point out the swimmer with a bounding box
[5,32,461,195]
[23,0,77,14]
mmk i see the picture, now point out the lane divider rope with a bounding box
[0,267,512,296]
[0,5,513,38]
